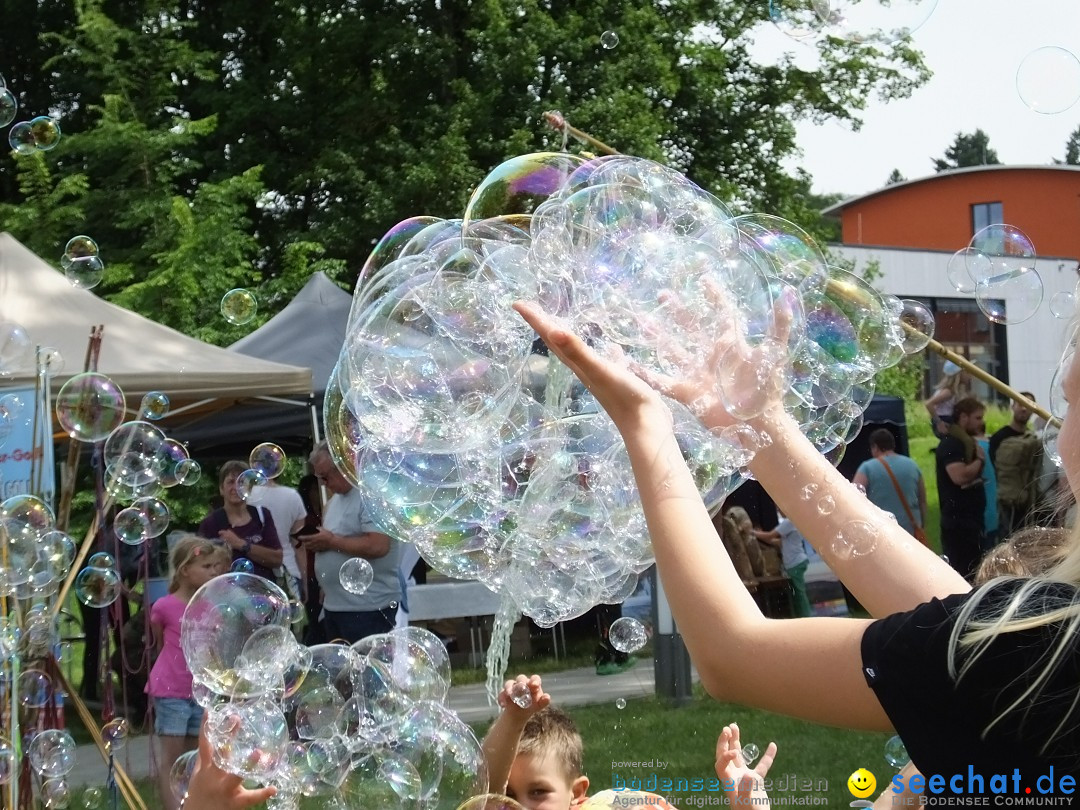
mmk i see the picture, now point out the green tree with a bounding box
[932,129,1001,172]
[886,168,906,184]
[1058,125,1080,165]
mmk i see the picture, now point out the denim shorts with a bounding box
[154,697,203,737]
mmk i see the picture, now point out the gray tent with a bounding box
[171,271,352,453]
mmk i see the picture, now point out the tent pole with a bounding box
[309,393,322,445]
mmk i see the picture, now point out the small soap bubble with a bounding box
[78,787,105,809]
[0,321,34,377]
[0,88,16,128]
[816,495,836,516]
[0,737,15,784]
[74,566,121,608]
[221,288,258,325]
[18,669,52,708]
[897,299,934,354]
[509,682,532,709]
[884,735,909,769]
[28,729,77,778]
[1050,291,1075,319]
[41,777,70,809]
[741,743,761,765]
[113,507,149,545]
[175,459,202,485]
[600,30,619,49]
[609,616,648,653]
[169,750,198,800]
[339,557,374,594]
[236,468,267,500]
[65,235,99,258]
[40,346,64,377]
[615,698,626,709]
[801,483,819,501]
[101,717,129,754]
[87,552,116,569]
[249,442,286,479]
[833,519,879,560]
[29,115,61,150]
[8,121,36,154]
[231,558,255,574]
[64,255,105,290]
[55,372,126,442]
[140,391,170,420]
[1016,46,1080,114]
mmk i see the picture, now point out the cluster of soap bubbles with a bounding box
[26,729,77,803]
[769,0,938,46]
[327,152,916,628]
[0,495,78,599]
[945,224,1044,325]
[222,288,259,325]
[61,235,106,291]
[178,572,488,809]
[1,73,61,154]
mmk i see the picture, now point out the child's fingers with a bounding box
[754,742,778,778]
[236,786,277,808]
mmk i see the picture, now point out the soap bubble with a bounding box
[231,559,254,574]
[769,0,823,41]
[0,88,15,127]
[968,224,1035,283]
[18,668,53,708]
[1016,46,1080,115]
[55,373,126,442]
[615,698,626,709]
[0,738,15,784]
[509,682,532,708]
[250,442,286,479]
[946,248,979,294]
[175,459,202,485]
[101,717,130,754]
[140,391,170,420]
[833,519,879,560]
[103,420,168,489]
[181,572,292,698]
[884,735,909,769]
[113,507,150,545]
[600,30,619,49]
[741,743,761,765]
[8,121,35,154]
[1042,421,1062,467]
[170,750,198,800]
[1050,291,1075,319]
[28,729,77,778]
[810,0,938,45]
[221,288,258,325]
[897,299,934,354]
[65,235,99,259]
[975,266,1044,325]
[339,557,374,595]
[29,115,61,150]
[64,255,105,290]
[236,468,268,500]
[0,322,33,377]
[132,496,171,538]
[87,552,116,570]
[609,617,648,653]
[206,700,289,781]
[78,787,105,809]
[41,778,70,809]
[74,566,121,608]
[817,495,836,516]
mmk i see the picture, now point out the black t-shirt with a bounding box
[936,435,985,528]
[989,424,1025,466]
[862,579,1080,794]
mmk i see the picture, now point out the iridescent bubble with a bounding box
[609,616,648,653]
[140,391,170,420]
[8,121,35,155]
[615,698,626,709]
[176,459,202,485]
[975,266,1044,325]
[63,255,105,290]
[169,750,198,800]
[1016,46,1080,114]
[897,299,934,354]
[101,717,130,754]
[509,681,532,709]
[18,668,52,708]
[236,468,268,501]
[231,558,255,574]
[0,322,33,377]
[884,735,909,769]
[65,235,100,259]
[339,557,374,595]
[968,224,1035,283]
[1050,291,1075,319]
[769,0,822,41]
[132,496,171,538]
[55,373,126,442]
[29,115,61,150]
[113,506,150,545]
[206,700,288,781]
[28,729,77,778]
[249,442,286,479]
[221,288,258,325]
[41,778,70,809]
[74,566,121,608]
[103,420,167,488]
[87,552,116,569]
[78,786,105,809]
[0,88,16,128]
[463,153,586,233]
[40,346,64,377]
[600,30,619,49]
[741,743,761,765]
[810,0,938,45]
[0,738,13,785]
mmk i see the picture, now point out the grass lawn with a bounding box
[96,686,896,810]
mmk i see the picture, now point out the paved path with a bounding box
[68,661,695,788]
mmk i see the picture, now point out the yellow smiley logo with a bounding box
[847,768,877,799]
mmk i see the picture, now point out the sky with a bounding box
[763,0,1080,197]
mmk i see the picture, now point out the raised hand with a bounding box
[715,723,778,808]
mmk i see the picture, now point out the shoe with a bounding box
[596,657,637,676]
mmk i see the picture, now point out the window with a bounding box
[971,201,1003,236]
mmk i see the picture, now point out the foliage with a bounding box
[1058,125,1080,165]
[886,167,906,184]
[932,128,1001,172]
[873,351,925,404]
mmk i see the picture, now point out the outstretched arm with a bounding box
[482,675,551,794]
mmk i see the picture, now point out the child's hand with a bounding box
[184,720,278,809]
[497,674,550,718]
[715,723,777,808]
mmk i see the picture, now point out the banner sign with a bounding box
[0,387,56,507]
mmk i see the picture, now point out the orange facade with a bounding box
[835,167,1080,259]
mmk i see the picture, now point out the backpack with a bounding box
[995,432,1043,508]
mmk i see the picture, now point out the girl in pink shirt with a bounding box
[148,534,227,810]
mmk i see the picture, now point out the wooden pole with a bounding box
[57,326,103,533]
[542,111,619,155]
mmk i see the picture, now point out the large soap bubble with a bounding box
[1016,46,1080,115]
[810,0,938,45]
[0,322,33,378]
[55,373,126,442]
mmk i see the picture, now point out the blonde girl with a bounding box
[148,535,227,810]
[924,359,970,437]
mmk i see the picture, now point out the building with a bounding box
[824,165,1080,404]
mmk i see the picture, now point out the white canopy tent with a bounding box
[0,232,313,416]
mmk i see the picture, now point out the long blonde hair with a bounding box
[168,535,226,593]
[947,520,1080,752]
